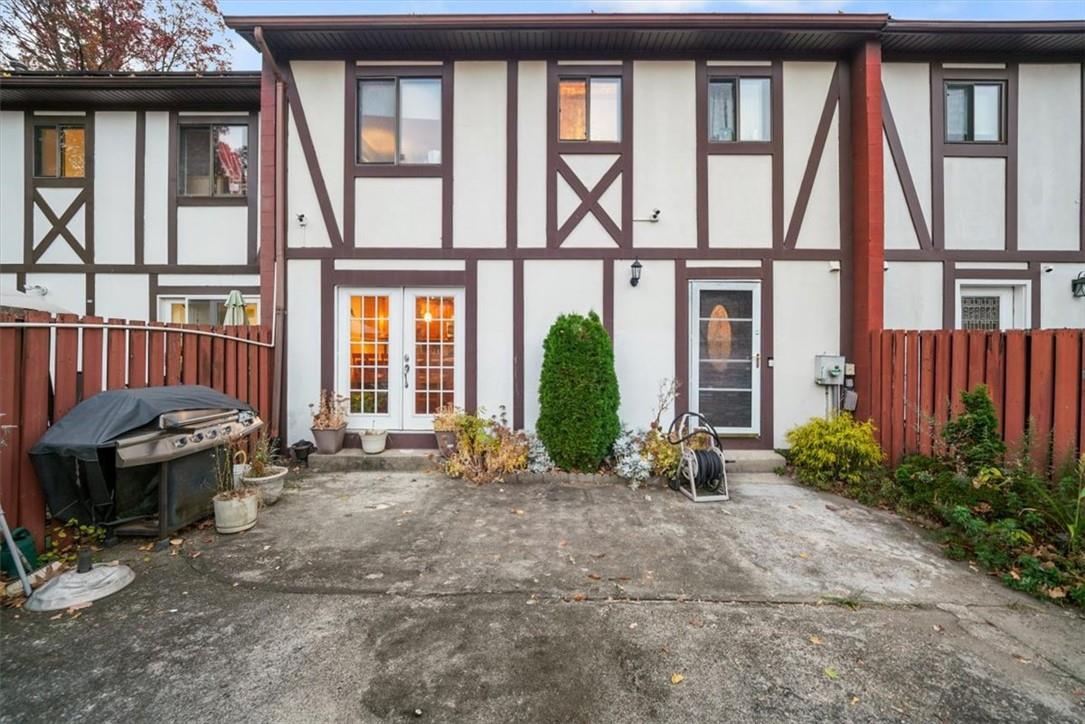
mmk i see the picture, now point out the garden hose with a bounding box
[667,412,726,492]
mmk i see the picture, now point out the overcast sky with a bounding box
[219,0,1085,69]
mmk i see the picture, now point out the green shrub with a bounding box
[536,312,620,471]
[785,413,884,489]
[942,385,1005,475]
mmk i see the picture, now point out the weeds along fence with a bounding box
[0,311,274,546]
[867,328,1084,472]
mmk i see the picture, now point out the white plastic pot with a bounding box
[361,430,387,454]
[213,491,259,534]
[242,465,289,505]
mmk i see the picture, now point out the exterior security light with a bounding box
[630,259,643,287]
[1073,272,1085,298]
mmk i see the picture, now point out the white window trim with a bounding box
[954,279,1031,330]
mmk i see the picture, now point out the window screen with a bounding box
[179,124,248,197]
[945,82,1003,143]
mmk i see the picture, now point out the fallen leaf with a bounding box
[170,538,184,546]
[1013,654,1032,664]
[670,673,684,685]
[799,552,810,559]
[850,696,860,705]
[138,542,154,552]
[570,592,586,602]
[511,509,525,516]
[1046,587,1067,599]
[809,635,823,645]
[932,624,944,633]
[67,601,92,611]
[688,618,704,628]
[587,573,601,580]
[558,540,569,548]
[1009,569,1021,581]
[49,612,64,620]
[629,622,638,629]
[824,667,840,680]
[190,551,202,559]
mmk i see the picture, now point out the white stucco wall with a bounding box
[523,260,603,429]
[884,262,943,330]
[613,259,675,427]
[783,61,836,230]
[176,206,249,264]
[0,111,24,264]
[517,61,547,248]
[883,135,920,249]
[1040,264,1085,329]
[882,62,932,241]
[292,61,345,241]
[25,273,86,316]
[1018,64,1081,252]
[707,155,773,247]
[794,108,840,249]
[476,260,515,415]
[355,177,443,247]
[144,111,170,264]
[286,259,322,444]
[454,61,507,248]
[632,61,696,249]
[93,111,137,263]
[773,260,840,447]
[95,273,150,320]
[944,157,1005,250]
[286,111,332,248]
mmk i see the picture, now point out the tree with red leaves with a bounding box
[0,0,232,72]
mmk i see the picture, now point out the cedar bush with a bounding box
[536,311,620,471]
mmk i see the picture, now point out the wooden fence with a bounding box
[0,312,274,546]
[868,328,1084,471]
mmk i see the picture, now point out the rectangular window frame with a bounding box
[943,80,1007,145]
[356,75,443,167]
[953,279,1030,331]
[157,293,260,326]
[557,74,623,144]
[32,122,87,179]
[352,65,450,180]
[707,76,773,145]
[176,121,249,203]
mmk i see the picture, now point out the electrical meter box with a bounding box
[814,355,846,385]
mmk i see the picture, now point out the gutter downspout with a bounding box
[255,25,289,442]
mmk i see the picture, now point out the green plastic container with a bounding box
[1,527,39,577]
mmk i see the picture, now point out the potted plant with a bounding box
[310,389,347,454]
[213,445,259,534]
[241,433,289,505]
[360,427,387,454]
[433,404,463,458]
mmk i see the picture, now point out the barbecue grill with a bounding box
[31,386,262,539]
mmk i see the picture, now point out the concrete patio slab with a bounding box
[1,471,1082,723]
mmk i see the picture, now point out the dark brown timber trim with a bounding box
[881,84,932,249]
[512,259,525,430]
[167,111,178,264]
[247,109,260,264]
[602,258,614,337]
[837,60,854,360]
[24,113,94,265]
[784,63,841,249]
[506,60,518,249]
[465,258,478,412]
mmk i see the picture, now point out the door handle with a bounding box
[755,353,761,369]
[404,361,410,388]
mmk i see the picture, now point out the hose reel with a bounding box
[666,412,730,503]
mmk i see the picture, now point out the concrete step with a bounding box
[308,447,786,476]
[309,449,439,473]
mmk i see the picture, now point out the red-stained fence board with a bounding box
[166,327,182,385]
[247,327,259,410]
[905,331,920,455]
[106,318,127,390]
[258,327,271,427]
[127,321,148,389]
[147,323,166,388]
[81,315,104,399]
[879,333,893,451]
[984,331,1003,436]
[869,330,883,441]
[197,324,212,387]
[53,313,79,420]
[933,330,951,438]
[0,316,24,528]
[19,312,50,548]
[1080,333,1085,460]
[967,331,986,392]
[182,326,198,385]
[950,331,969,415]
[919,332,935,456]
[211,327,225,393]
[1028,331,1055,474]
[237,327,250,404]
[890,331,906,466]
[1051,330,1081,471]
[225,326,238,398]
[1002,331,1027,452]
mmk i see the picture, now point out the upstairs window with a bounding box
[358,77,442,164]
[34,124,85,178]
[708,77,771,143]
[945,82,1004,143]
[558,76,621,142]
[178,124,248,197]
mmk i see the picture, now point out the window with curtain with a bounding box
[178,124,248,197]
[945,82,1004,143]
[558,76,621,142]
[709,77,771,143]
[358,76,442,164]
[34,125,85,178]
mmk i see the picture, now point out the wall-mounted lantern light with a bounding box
[630,259,643,287]
[1072,271,1085,298]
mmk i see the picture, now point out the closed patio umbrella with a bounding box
[222,290,248,326]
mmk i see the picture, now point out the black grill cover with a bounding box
[30,386,252,525]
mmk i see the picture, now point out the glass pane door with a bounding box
[338,289,402,431]
[689,281,761,435]
[403,288,464,430]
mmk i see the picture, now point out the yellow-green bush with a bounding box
[785,413,884,488]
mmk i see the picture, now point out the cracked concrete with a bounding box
[2,471,1083,723]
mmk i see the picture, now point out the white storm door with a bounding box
[402,288,465,430]
[689,280,761,435]
[338,289,403,431]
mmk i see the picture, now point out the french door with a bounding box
[689,280,761,435]
[337,287,465,431]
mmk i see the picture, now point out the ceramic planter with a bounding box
[290,440,315,466]
[312,425,346,454]
[213,491,258,534]
[361,430,388,454]
[434,430,457,458]
[242,465,289,505]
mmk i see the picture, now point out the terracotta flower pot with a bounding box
[312,426,346,454]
